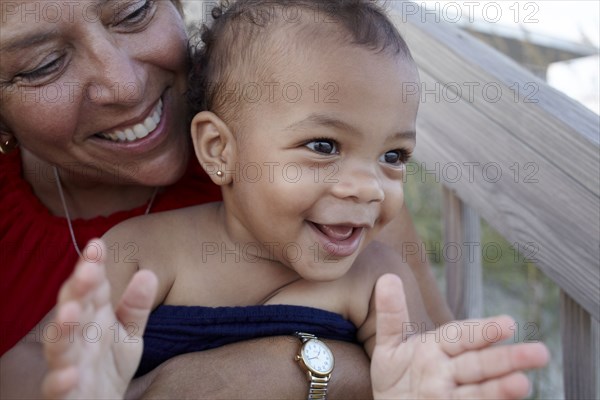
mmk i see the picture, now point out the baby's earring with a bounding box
[216,170,224,177]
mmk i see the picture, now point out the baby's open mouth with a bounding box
[314,223,355,241]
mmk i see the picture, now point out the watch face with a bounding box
[302,339,334,375]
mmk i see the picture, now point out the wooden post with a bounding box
[443,187,483,320]
[560,291,599,398]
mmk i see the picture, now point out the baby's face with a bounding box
[228,42,419,281]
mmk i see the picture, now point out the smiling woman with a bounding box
[0,0,207,354]
[0,0,190,189]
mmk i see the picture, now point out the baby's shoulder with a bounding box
[102,203,218,259]
[337,242,402,324]
[349,241,404,283]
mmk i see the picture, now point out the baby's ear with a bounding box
[190,111,237,185]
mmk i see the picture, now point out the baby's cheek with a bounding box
[385,186,405,215]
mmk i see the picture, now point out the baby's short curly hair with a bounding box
[188,0,413,132]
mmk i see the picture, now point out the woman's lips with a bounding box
[95,98,163,143]
[309,222,365,257]
[87,89,176,155]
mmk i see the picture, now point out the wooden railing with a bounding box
[391,3,599,398]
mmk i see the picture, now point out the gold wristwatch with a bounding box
[294,332,335,400]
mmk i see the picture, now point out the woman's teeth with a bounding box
[97,99,163,142]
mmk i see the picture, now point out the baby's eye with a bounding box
[380,150,410,166]
[305,139,338,155]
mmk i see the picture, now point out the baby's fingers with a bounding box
[375,274,411,347]
[441,315,516,356]
[115,269,158,340]
[453,342,549,384]
[57,240,107,305]
[44,301,82,370]
[41,366,78,399]
[452,372,530,400]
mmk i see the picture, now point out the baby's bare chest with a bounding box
[162,256,355,319]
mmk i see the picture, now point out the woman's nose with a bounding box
[82,36,146,105]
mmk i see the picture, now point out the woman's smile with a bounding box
[96,98,163,143]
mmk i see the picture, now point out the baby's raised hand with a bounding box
[371,274,549,399]
[42,240,157,399]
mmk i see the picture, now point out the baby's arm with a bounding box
[353,241,432,356]
[375,205,453,324]
[370,274,550,399]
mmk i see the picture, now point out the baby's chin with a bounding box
[290,259,356,283]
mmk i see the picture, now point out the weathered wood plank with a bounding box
[443,187,483,320]
[389,3,600,320]
[413,67,599,319]
[560,291,599,399]
[390,2,599,159]
[595,317,600,400]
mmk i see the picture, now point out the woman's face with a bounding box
[0,0,190,185]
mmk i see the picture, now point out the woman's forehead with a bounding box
[0,0,178,49]
[0,0,183,25]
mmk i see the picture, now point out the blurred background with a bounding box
[405,1,599,398]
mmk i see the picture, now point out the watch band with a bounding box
[307,375,330,400]
[295,332,332,400]
[296,332,319,343]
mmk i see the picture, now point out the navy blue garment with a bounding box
[135,304,358,377]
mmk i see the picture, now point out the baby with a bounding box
[43,1,549,399]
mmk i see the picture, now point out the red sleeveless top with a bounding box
[0,150,221,355]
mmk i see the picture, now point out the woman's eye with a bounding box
[118,0,155,25]
[380,150,410,166]
[17,56,64,82]
[305,139,338,155]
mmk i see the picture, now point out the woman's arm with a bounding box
[375,204,453,325]
[0,340,46,399]
[130,337,372,400]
